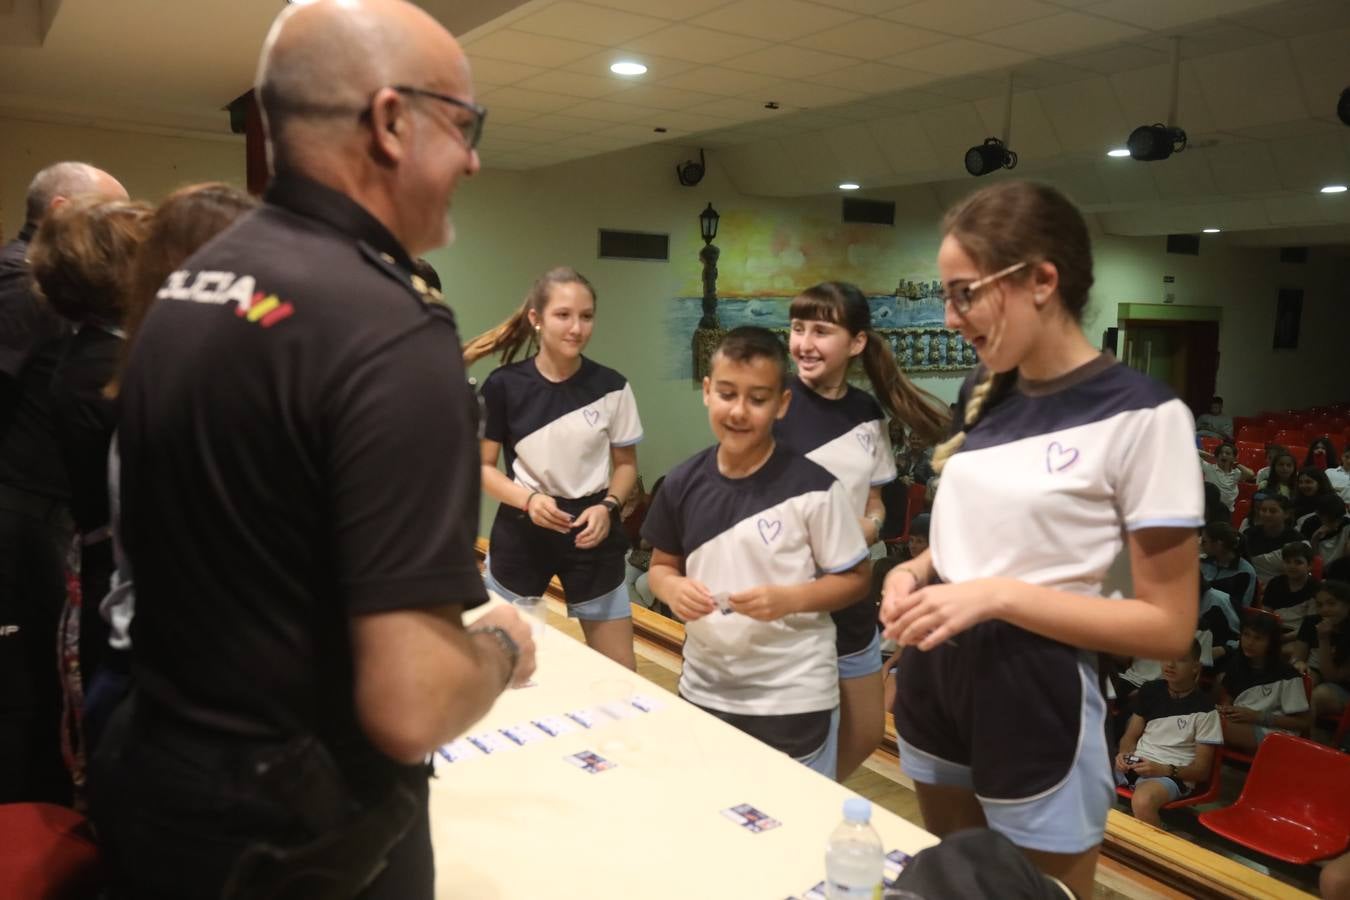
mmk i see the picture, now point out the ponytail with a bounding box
[463,266,596,367]
[859,334,949,445]
[931,367,1013,474]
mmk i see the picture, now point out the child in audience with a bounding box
[1262,542,1321,635]
[1327,446,1350,503]
[1294,467,1335,520]
[1243,494,1301,584]
[1199,442,1253,511]
[1294,581,1350,740]
[1254,443,1287,486]
[1115,640,1222,827]
[1302,494,1350,565]
[643,327,870,776]
[1195,396,1232,439]
[1202,481,1230,525]
[1306,437,1339,472]
[895,428,936,487]
[1258,451,1298,499]
[1201,522,1256,608]
[1216,613,1312,752]
[1198,574,1240,664]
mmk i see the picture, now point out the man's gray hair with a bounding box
[25,161,103,226]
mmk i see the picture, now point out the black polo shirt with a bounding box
[118,173,487,759]
[0,225,72,498]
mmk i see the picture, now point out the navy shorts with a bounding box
[486,491,630,621]
[893,620,1114,854]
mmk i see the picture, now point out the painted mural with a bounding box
[666,209,974,380]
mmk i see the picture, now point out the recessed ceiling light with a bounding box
[838,182,860,190]
[1321,184,1348,194]
[610,61,647,76]
[1107,148,1131,158]
[1202,228,1221,233]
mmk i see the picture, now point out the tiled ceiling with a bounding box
[462,0,1350,242]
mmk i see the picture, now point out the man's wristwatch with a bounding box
[472,626,519,686]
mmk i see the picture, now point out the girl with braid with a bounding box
[879,182,1204,898]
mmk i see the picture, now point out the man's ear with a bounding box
[368,87,408,163]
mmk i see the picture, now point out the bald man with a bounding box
[88,3,530,898]
[0,160,125,807]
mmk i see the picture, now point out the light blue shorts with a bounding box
[797,706,841,778]
[838,629,884,680]
[483,564,630,622]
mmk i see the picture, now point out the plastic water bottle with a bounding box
[825,798,883,900]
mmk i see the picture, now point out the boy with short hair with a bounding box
[1302,494,1350,566]
[643,326,870,776]
[1244,494,1301,585]
[1115,640,1222,827]
[1261,542,1320,634]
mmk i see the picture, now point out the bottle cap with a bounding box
[843,798,871,823]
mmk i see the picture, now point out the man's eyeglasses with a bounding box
[940,261,1027,316]
[391,85,487,151]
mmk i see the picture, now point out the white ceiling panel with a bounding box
[634,108,739,131]
[1205,141,1284,194]
[1144,149,1218,199]
[1190,44,1308,132]
[870,113,944,175]
[581,0,733,20]
[1268,134,1350,190]
[1230,0,1350,39]
[1081,0,1270,32]
[656,66,783,96]
[515,69,633,97]
[973,90,1062,158]
[481,105,548,126]
[772,81,867,107]
[509,2,668,44]
[822,122,895,179]
[620,23,772,64]
[882,0,1062,35]
[1110,62,1217,135]
[1287,29,1350,119]
[978,11,1144,55]
[564,96,660,122]
[560,48,700,78]
[917,102,988,161]
[1054,42,1169,75]
[480,84,587,112]
[1135,22,1278,58]
[812,62,935,93]
[887,38,1031,76]
[469,57,549,87]
[791,17,948,59]
[1096,158,1162,205]
[926,73,1008,101]
[1007,58,1094,88]
[690,0,859,42]
[604,83,724,110]
[1038,78,1129,153]
[466,29,602,67]
[867,88,958,111]
[722,44,857,77]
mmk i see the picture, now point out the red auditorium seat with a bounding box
[1231,498,1251,528]
[1116,749,1222,811]
[0,803,102,900]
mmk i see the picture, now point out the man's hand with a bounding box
[666,576,715,622]
[474,605,536,688]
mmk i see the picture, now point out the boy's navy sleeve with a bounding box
[640,473,682,555]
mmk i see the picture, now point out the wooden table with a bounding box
[428,600,939,899]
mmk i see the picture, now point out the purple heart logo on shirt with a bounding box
[856,432,875,455]
[757,518,782,545]
[1177,717,1186,730]
[1046,441,1079,473]
[582,408,600,427]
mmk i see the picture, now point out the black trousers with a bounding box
[89,697,434,900]
[0,502,73,805]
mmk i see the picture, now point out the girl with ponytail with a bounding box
[469,268,644,669]
[878,182,1205,898]
[773,280,949,780]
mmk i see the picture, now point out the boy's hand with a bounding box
[728,585,797,621]
[1129,759,1167,778]
[1114,753,1132,773]
[667,577,715,622]
[1221,705,1258,724]
[572,505,611,549]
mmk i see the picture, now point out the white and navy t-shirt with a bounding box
[1131,680,1223,784]
[480,356,642,500]
[1221,656,1309,735]
[641,445,868,716]
[931,357,1204,596]
[774,378,896,515]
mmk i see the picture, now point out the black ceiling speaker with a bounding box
[676,149,706,187]
[1339,86,1350,126]
[1127,123,1187,161]
[964,137,1017,177]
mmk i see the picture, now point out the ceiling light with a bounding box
[838,182,860,191]
[964,137,1017,177]
[1107,148,1131,158]
[1126,123,1187,161]
[1321,184,1348,194]
[1202,228,1221,233]
[609,61,647,76]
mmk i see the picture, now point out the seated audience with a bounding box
[1261,541,1321,635]
[893,427,934,487]
[1216,613,1312,752]
[1324,851,1350,900]
[1114,640,1222,827]
[1198,575,1240,664]
[1202,481,1229,526]
[1291,581,1350,740]
[1242,494,1301,584]
[1305,437,1339,472]
[1195,396,1232,439]
[1254,442,1288,486]
[1294,466,1335,520]
[1300,493,1350,565]
[1258,451,1298,499]
[1199,442,1252,511]
[1328,445,1350,503]
[1201,522,1256,609]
